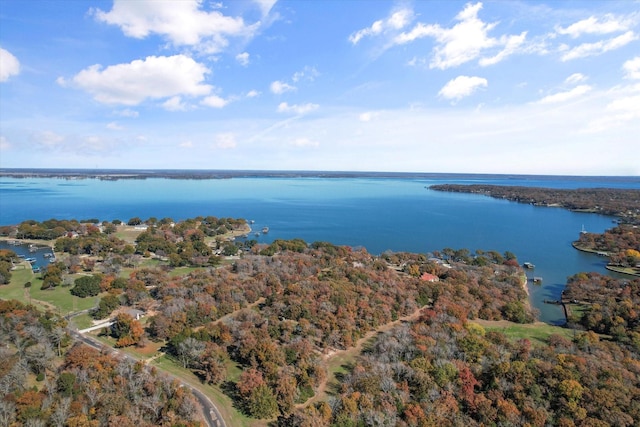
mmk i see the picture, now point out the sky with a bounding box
[1,0,639,176]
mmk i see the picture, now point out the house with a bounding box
[125,308,145,320]
[420,272,440,282]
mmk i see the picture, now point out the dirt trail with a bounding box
[297,304,427,408]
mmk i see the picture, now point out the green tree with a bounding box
[248,384,279,419]
[70,274,102,297]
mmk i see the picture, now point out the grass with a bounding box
[70,313,94,330]
[29,281,99,315]
[475,320,575,346]
[0,263,35,304]
[152,355,261,427]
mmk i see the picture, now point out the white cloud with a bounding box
[277,102,319,115]
[359,111,379,122]
[0,47,20,82]
[438,76,488,101]
[164,96,190,111]
[34,130,65,148]
[556,14,633,38]
[246,90,260,98]
[561,31,637,61]
[623,56,640,79]
[479,32,527,66]
[179,140,194,148]
[253,0,278,17]
[394,2,525,69]
[565,73,587,84]
[201,94,229,108]
[537,84,591,104]
[106,121,124,130]
[270,80,296,94]
[587,84,640,132]
[349,8,412,44]
[290,137,319,147]
[292,66,319,83]
[236,52,250,67]
[0,136,10,150]
[94,0,263,54]
[215,132,236,149]
[115,108,139,118]
[60,55,212,105]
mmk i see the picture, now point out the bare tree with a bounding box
[50,397,71,427]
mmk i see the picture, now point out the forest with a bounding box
[1,214,639,426]
[429,184,640,224]
[0,300,203,426]
[431,184,640,277]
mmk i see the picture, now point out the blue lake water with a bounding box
[1,173,639,324]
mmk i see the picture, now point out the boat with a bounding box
[532,276,543,284]
[523,262,535,269]
[580,225,587,234]
[25,257,36,263]
[262,227,269,234]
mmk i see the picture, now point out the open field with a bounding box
[472,319,575,346]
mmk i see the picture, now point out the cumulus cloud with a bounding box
[438,76,488,101]
[623,56,640,80]
[106,121,124,130]
[277,102,319,115]
[561,31,637,61]
[162,96,189,111]
[556,14,634,38]
[479,32,527,66]
[292,66,319,83]
[270,80,296,94]
[586,84,640,132]
[28,130,116,154]
[349,8,412,44]
[393,2,526,69]
[565,73,587,84]
[215,132,237,149]
[115,108,139,118]
[59,55,212,105]
[537,85,591,104]
[236,52,250,66]
[201,94,229,108]
[93,0,266,54]
[246,90,260,98]
[0,47,20,82]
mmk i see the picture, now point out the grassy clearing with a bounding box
[0,264,35,303]
[29,282,99,315]
[70,313,94,330]
[474,320,574,346]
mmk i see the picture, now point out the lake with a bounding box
[1,172,639,324]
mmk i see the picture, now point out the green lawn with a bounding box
[478,321,575,346]
[0,264,35,304]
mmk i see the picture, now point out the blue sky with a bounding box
[1,0,639,175]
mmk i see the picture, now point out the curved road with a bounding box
[68,328,225,427]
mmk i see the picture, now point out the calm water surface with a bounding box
[2,174,639,324]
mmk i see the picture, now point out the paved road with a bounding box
[67,329,226,427]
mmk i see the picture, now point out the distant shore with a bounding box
[3,168,640,182]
